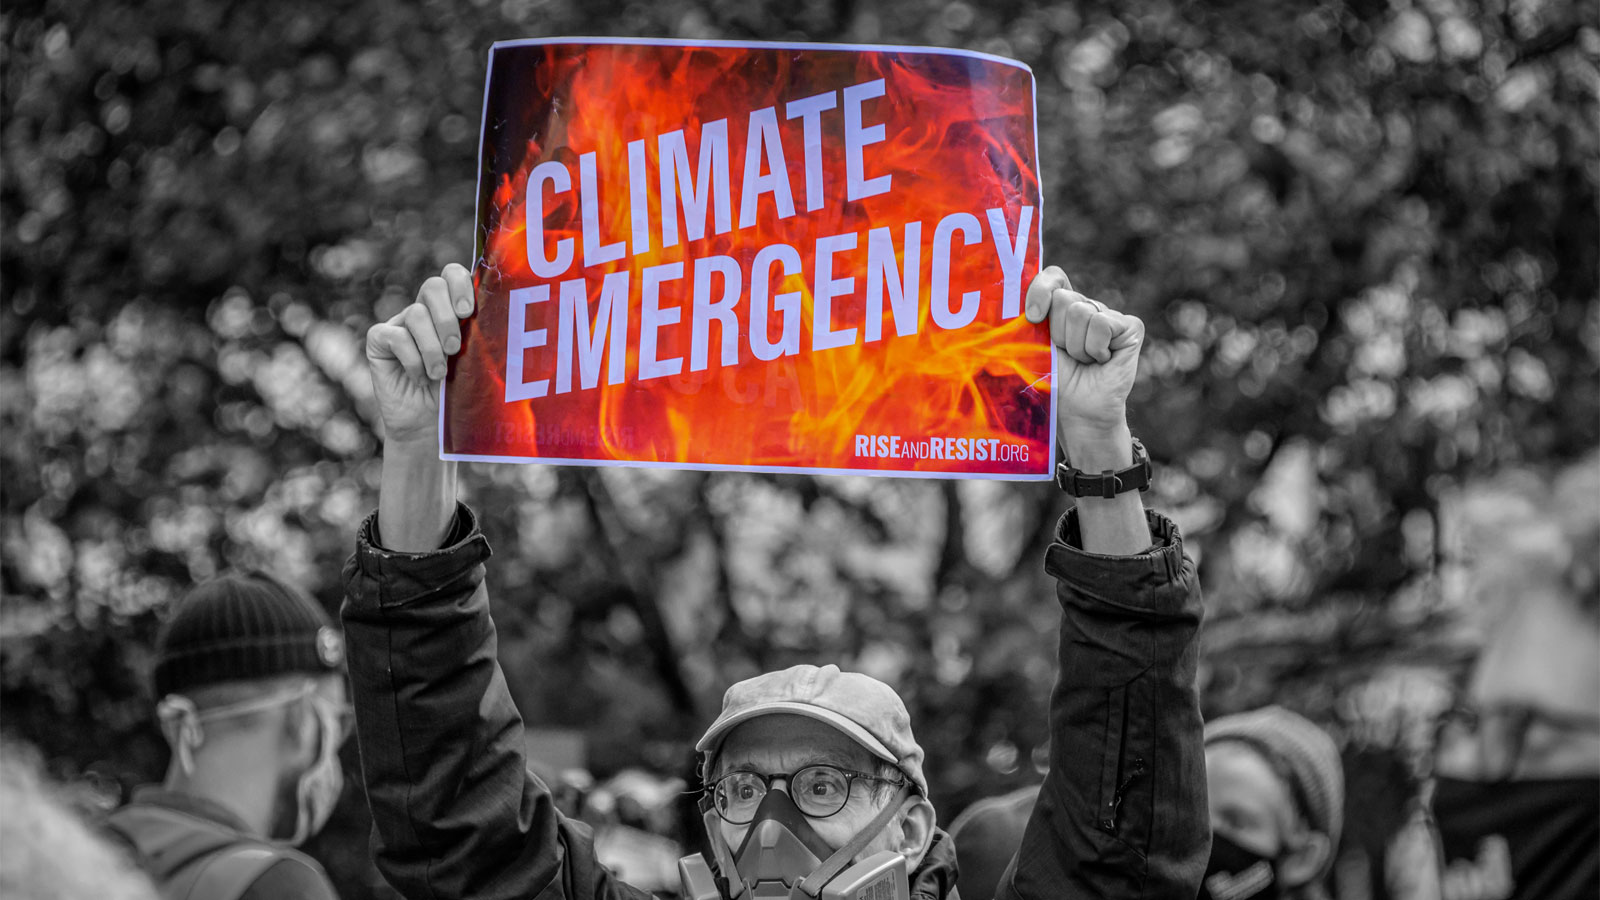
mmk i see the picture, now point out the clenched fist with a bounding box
[1024,265,1144,443]
[365,264,476,445]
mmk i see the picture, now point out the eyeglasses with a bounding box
[707,765,906,824]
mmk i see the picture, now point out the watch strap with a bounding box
[1055,438,1152,498]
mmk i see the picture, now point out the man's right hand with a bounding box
[365,263,476,444]
[1023,265,1151,556]
[365,264,475,552]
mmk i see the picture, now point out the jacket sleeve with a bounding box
[340,502,652,900]
[1000,507,1210,900]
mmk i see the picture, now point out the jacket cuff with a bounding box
[1043,507,1193,619]
[346,501,491,610]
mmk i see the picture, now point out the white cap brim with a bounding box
[695,701,899,766]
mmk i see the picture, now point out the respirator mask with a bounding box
[678,765,914,900]
[157,678,349,846]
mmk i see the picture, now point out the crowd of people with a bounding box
[3,265,1595,900]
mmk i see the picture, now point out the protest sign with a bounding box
[445,38,1052,478]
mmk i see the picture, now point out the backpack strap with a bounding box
[179,844,283,900]
[104,802,293,900]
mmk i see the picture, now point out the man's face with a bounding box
[1204,741,1293,859]
[711,714,903,859]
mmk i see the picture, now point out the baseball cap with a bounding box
[696,664,928,797]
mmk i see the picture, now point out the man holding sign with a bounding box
[341,37,1203,900]
[446,40,1053,479]
[339,260,1208,899]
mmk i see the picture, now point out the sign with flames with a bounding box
[444,38,1052,479]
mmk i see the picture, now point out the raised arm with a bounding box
[999,267,1209,899]
[367,267,464,551]
[341,266,646,900]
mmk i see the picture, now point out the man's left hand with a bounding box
[1024,265,1144,444]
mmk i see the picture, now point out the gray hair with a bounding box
[0,741,159,900]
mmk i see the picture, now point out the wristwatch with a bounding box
[1055,438,1153,498]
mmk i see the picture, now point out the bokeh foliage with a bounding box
[2,0,1595,896]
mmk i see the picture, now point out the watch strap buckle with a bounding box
[1055,438,1152,498]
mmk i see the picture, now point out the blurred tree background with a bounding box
[2,0,1595,896]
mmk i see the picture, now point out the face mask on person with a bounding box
[679,774,913,900]
[158,679,346,846]
[1199,832,1284,900]
[282,691,346,846]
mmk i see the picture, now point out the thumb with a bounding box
[1025,266,1073,323]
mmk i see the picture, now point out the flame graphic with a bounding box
[446,41,1050,476]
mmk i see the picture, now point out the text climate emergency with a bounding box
[501,77,1037,403]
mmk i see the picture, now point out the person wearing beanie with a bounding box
[946,705,1344,900]
[335,265,1210,900]
[1202,706,1345,900]
[105,571,351,900]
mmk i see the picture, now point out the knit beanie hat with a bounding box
[153,571,344,698]
[1205,706,1344,860]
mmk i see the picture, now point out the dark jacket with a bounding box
[341,503,1208,899]
[948,784,1040,900]
[106,787,338,900]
